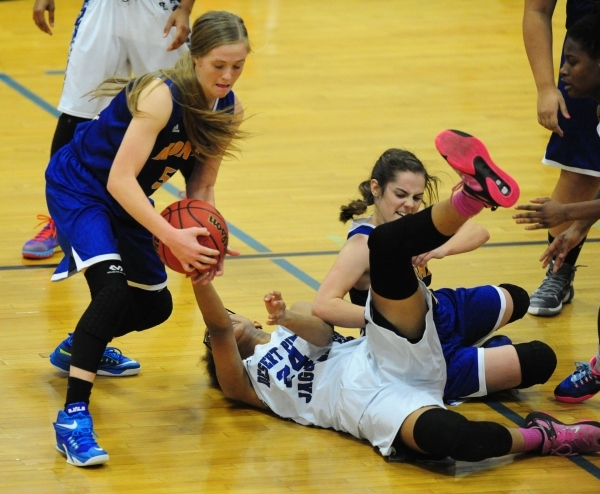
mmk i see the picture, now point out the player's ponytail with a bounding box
[339,149,440,223]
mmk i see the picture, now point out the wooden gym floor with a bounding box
[1,0,600,492]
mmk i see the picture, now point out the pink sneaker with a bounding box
[435,129,520,209]
[525,411,600,456]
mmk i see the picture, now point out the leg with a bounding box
[22,114,91,260]
[397,407,600,461]
[54,260,132,467]
[370,130,520,340]
[528,173,600,317]
[50,113,91,156]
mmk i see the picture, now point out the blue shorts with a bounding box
[432,285,506,402]
[45,146,167,289]
[543,53,600,176]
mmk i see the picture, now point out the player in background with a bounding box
[49,11,249,467]
[522,0,600,316]
[515,8,600,403]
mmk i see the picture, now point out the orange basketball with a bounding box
[153,199,229,274]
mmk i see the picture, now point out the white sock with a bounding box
[594,345,600,373]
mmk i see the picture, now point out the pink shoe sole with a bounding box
[435,129,520,208]
[554,394,596,404]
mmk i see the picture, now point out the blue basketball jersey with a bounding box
[46,79,236,286]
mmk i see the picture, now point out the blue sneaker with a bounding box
[50,333,141,377]
[481,334,512,348]
[54,402,109,466]
[22,215,60,259]
[554,357,600,403]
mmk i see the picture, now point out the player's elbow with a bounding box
[311,298,329,322]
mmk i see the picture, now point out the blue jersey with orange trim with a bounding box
[69,79,235,196]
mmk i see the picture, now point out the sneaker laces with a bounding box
[531,264,576,299]
[70,426,101,450]
[547,425,597,456]
[31,214,56,241]
[570,361,594,385]
[102,347,125,365]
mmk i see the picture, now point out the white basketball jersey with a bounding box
[244,282,446,456]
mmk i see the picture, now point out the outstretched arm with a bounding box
[514,196,600,229]
[264,291,333,347]
[193,281,265,408]
[412,221,489,267]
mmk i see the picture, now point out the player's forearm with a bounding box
[177,0,195,14]
[279,310,333,347]
[441,222,489,256]
[312,296,365,329]
[562,200,600,224]
[193,281,231,335]
[523,2,556,90]
[107,176,175,243]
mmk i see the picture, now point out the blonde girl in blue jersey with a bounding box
[47,11,250,467]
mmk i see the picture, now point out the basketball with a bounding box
[153,199,229,274]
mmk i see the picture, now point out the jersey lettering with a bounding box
[257,363,270,387]
[151,166,177,190]
[259,347,285,370]
[255,334,326,402]
[152,141,193,161]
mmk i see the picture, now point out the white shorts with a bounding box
[353,285,446,456]
[58,0,189,118]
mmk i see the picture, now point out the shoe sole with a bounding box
[97,367,140,377]
[527,302,563,317]
[527,286,574,317]
[554,393,597,404]
[56,444,109,466]
[435,129,520,208]
[22,250,56,259]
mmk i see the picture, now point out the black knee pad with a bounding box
[113,287,173,337]
[412,408,512,462]
[499,283,529,323]
[80,284,132,340]
[368,208,452,300]
[81,261,132,340]
[514,341,557,389]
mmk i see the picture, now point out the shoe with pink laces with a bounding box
[524,411,600,456]
[22,214,60,259]
[435,129,520,209]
